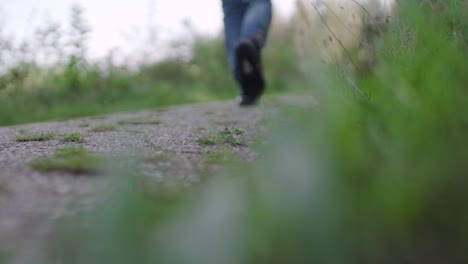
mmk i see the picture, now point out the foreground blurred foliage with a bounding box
[4,0,468,263]
[0,5,303,126]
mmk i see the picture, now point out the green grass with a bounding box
[197,128,245,147]
[117,119,161,126]
[89,124,117,132]
[62,133,85,143]
[30,147,101,174]
[196,136,217,146]
[16,132,55,142]
[232,129,245,135]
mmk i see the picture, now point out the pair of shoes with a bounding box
[235,38,265,106]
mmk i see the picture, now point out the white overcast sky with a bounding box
[1,0,297,59]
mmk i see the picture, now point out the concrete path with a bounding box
[0,95,315,255]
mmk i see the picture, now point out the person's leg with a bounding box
[236,0,272,105]
[221,0,248,84]
[241,0,272,48]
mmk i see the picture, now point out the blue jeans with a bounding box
[222,0,272,84]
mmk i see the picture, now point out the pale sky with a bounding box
[1,0,297,59]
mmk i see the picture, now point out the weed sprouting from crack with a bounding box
[16,132,55,142]
[118,119,161,126]
[30,147,102,174]
[217,129,244,146]
[62,133,86,143]
[90,124,117,132]
[197,128,246,147]
[232,129,245,135]
[197,136,217,146]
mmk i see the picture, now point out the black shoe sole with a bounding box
[239,95,258,107]
[235,41,265,105]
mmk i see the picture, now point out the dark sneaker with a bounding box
[235,38,265,106]
[238,94,258,107]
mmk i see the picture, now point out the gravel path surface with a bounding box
[0,95,315,254]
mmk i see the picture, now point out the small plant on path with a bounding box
[16,132,55,142]
[62,133,86,143]
[90,124,117,132]
[30,147,102,174]
[197,136,217,146]
[118,119,161,126]
[197,128,245,147]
